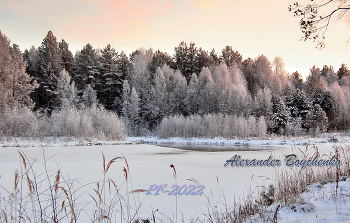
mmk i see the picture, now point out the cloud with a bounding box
[189,0,233,10]
[61,0,174,46]
[0,0,177,56]
[190,0,216,9]
[107,0,173,19]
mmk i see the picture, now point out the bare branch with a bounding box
[289,0,350,49]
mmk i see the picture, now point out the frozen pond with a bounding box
[155,142,276,152]
[0,142,336,222]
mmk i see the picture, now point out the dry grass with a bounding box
[201,144,350,223]
[0,148,146,223]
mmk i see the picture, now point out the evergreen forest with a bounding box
[1,30,349,139]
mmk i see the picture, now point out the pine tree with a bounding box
[291,71,303,90]
[173,41,198,81]
[242,57,257,96]
[149,50,173,75]
[116,51,130,81]
[337,63,350,80]
[59,39,74,76]
[23,46,40,109]
[221,46,242,67]
[74,43,101,92]
[305,104,328,134]
[283,88,311,128]
[270,94,288,134]
[23,46,40,77]
[194,48,215,71]
[0,31,37,111]
[320,91,339,130]
[305,66,326,104]
[98,44,122,109]
[35,30,62,112]
[209,48,221,65]
[112,51,130,113]
[314,104,328,133]
[38,31,62,77]
[0,31,11,110]
[9,44,37,108]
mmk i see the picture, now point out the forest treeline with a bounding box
[1,30,350,139]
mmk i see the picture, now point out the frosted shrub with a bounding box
[80,106,126,140]
[79,108,94,137]
[206,113,225,137]
[64,108,81,136]
[0,104,126,140]
[40,106,126,140]
[285,118,304,136]
[257,116,267,138]
[36,114,51,137]
[92,107,126,140]
[248,116,257,137]
[0,107,38,137]
[222,115,234,138]
[157,114,267,139]
[50,107,81,137]
[204,114,214,137]
[237,116,248,138]
[158,116,168,138]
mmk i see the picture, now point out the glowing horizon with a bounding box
[1,0,349,78]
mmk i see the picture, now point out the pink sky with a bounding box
[1,0,349,78]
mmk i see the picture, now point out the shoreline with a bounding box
[1,133,350,148]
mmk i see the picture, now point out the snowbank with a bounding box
[246,177,350,222]
[129,134,350,147]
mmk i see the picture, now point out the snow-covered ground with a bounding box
[279,177,350,222]
[129,134,350,147]
[246,177,350,223]
[0,136,349,222]
[1,133,349,148]
[0,137,131,148]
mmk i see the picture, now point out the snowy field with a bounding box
[0,136,349,222]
